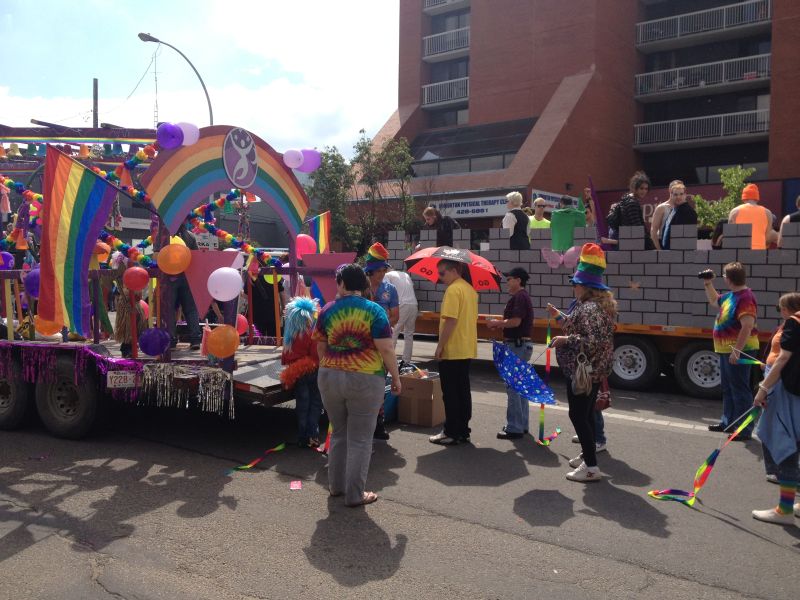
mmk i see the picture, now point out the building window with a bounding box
[429,108,469,129]
[430,57,469,83]
[431,9,470,34]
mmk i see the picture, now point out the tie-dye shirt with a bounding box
[313,295,392,375]
[713,288,759,354]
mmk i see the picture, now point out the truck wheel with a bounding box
[609,335,660,391]
[674,342,721,399]
[0,369,33,430]
[35,356,99,439]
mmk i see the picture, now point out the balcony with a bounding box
[635,53,771,101]
[422,77,469,108]
[423,26,470,62]
[634,109,769,151]
[636,0,772,52]
[423,0,471,16]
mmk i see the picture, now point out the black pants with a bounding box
[169,275,201,345]
[439,359,472,439]
[567,379,601,467]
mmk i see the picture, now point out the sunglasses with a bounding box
[534,204,546,208]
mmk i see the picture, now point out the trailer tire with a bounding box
[35,356,99,439]
[674,342,721,399]
[0,366,34,430]
[609,335,660,391]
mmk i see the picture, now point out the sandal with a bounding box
[346,491,378,507]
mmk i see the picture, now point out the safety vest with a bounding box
[736,203,769,250]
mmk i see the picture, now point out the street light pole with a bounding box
[138,33,214,126]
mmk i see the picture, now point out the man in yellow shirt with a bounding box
[430,260,478,446]
[529,197,551,230]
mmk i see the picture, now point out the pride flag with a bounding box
[39,146,118,335]
[307,211,331,253]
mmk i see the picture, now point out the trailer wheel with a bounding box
[35,356,99,439]
[674,342,721,399]
[0,368,33,430]
[609,335,660,390]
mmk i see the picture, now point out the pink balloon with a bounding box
[297,149,321,173]
[295,234,317,258]
[236,314,249,335]
[563,245,582,269]
[283,149,304,170]
[139,299,150,321]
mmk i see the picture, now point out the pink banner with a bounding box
[301,252,356,304]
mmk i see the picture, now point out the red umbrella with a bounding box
[404,246,502,291]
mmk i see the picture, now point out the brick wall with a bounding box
[402,223,800,333]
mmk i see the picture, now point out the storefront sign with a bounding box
[531,189,579,210]
[430,197,508,218]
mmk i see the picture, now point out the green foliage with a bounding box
[304,146,360,250]
[693,165,756,229]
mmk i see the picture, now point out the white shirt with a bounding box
[383,270,417,305]
[502,211,517,233]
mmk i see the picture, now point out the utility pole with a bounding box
[92,78,99,128]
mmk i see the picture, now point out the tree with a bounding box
[304,146,359,251]
[694,165,756,229]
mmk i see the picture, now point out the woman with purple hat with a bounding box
[548,243,616,482]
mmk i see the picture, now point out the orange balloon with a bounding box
[157,244,192,275]
[34,315,62,336]
[206,324,239,358]
[94,241,111,263]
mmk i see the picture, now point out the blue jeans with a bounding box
[505,341,534,433]
[295,372,322,443]
[594,410,607,445]
[718,354,753,435]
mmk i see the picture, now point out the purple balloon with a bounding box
[24,268,40,298]
[138,328,172,357]
[283,149,304,170]
[0,251,14,270]
[156,123,184,150]
[297,149,321,173]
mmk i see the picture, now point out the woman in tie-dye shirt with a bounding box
[313,264,401,507]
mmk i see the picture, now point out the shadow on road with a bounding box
[304,496,407,586]
[415,445,529,487]
[579,482,671,539]
[513,489,574,527]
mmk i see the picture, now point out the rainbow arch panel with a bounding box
[140,126,310,236]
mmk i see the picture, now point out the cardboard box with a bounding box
[398,374,445,428]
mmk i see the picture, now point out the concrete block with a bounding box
[656,276,682,288]
[519,250,539,262]
[747,277,767,291]
[631,300,655,312]
[781,236,800,249]
[708,249,738,264]
[499,250,520,262]
[768,250,798,264]
[533,285,551,298]
[420,229,435,241]
[529,262,552,274]
[767,278,797,292]
[670,289,700,302]
[760,317,781,331]
[670,238,696,250]
[481,249,500,262]
[616,299,631,312]
[529,228,551,240]
[654,301,683,312]
[643,312,666,325]
[489,228,502,239]
[607,275,630,287]
[723,223,752,238]
[606,251,631,263]
[645,263,670,276]
[619,225,644,239]
[619,238,645,251]
[671,224,698,239]
[530,239,549,250]
[737,249,768,265]
[604,263,619,275]
[669,313,696,327]
[644,288,669,301]
[492,238,511,250]
[618,312,643,324]
[542,274,565,285]
[780,264,800,278]
[781,222,800,237]
[658,251,684,263]
[620,263,644,275]
[684,250,709,264]
[619,288,643,300]
[489,304,506,314]
[670,263,703,276]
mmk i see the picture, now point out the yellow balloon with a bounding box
[263,273,282,284]
[170,236,186,247]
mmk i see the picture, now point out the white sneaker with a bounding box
[596,442,607,453]
[566,462,602,482]
[571,435,580,443]
[766,473,779,484]
[752,508,795,525]
[569,454,584,468]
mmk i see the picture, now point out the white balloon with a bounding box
[283,149,304,169]
[177,122,201,146]
[207,267,243,302]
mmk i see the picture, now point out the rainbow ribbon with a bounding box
[534,319,561,446]
[648,407,760,506]
[227,443,286,474]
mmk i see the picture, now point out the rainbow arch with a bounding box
[140,126,309,236]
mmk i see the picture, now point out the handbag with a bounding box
[571,342,593,396]
[595,379,611,411]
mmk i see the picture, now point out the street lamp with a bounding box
[138,32,214,126]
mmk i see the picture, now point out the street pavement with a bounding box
[1,356,799,599]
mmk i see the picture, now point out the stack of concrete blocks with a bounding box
[408,222,800,334]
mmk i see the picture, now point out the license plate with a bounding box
[106,371,138,389]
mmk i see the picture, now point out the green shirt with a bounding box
[550,208,586,252]
[528,216,551,229]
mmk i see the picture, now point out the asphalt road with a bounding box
[2,361,799,600]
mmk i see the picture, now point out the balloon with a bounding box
[169,235,186,247]
[207,324,239,358]
[283,149,304,169]
[138,327,171,356]
[34,315,62,336]
[295,234,317,258]
[297,149,321,173]
[176,122,200,146]
[236,314,249,335]
[23,268,40,298]
[0,251,14,270]
[207,267,243,302]
[156,122,184,150]
[157,244,192,275]
[94,241,111,263]
[123,266,149,292]
[139,299,150,321]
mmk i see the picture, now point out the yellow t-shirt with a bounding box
[529,216,551,229]
[439,277,478,360]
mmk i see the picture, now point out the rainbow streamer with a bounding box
[227,442,286,474]
[39,147,119,335]
[308,211,331,253]
[648,407,760,506]
[535,402,562,446]
[316,423,333,454]
[737,358,763,366]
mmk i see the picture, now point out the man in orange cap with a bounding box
[728,183,777,250]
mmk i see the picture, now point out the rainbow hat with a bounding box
[364,242,391,273]
[570,243,609,290]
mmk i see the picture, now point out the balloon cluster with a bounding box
[282,148,321,173]
[156,122,200,150]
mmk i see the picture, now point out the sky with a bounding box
[0,0,399,157]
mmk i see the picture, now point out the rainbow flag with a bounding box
[39,146,118,335]
[308,211,331,253]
